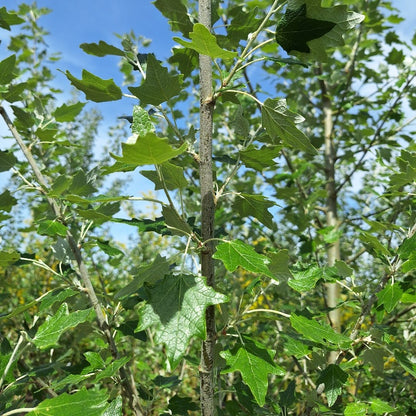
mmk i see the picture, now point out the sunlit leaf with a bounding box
[290,314,351,349]
[62,69,122,102]
[344,402,367,415]
[370,398,396,414]
[213,240,274,278]
[0,7,24,30]
[111,132,187,168]
[33,303,95,349]
[174,23,237,60]
[27,388,108,416]
[376,283,403,313]
[37,220,68,237]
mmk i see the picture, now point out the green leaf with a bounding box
[233,193,275,229]
[268,250,293,281]
[136,274,228,368]
[334,260,353,278]
[37,220,68,237]
[359,231,391,261]
[344,402,368,415]
[153,0,193,38]
[279,380,296,407]
[0,54,16,84]
[103,397,122,416]
[39,288,78,312]
[397,232,416,260]
[376,283,403,313]
[0,250,19,267]
[162,205,193,236]
[168,395,199,414]
[213,240,274,278]
[128,54,183,106]
[239,145,280,171]
[169,46,199,77]
[0,189,17,212]
[80,40,124,57]
[95,356,130,382]
[11,105,35,128]
[370,398,395,414]
[227,6,262,46]
[111,132,187,168]
[53,102,86,122]
[220,335,285,406]
[394,350,416,378]
[69,170,98,196]
[275,0,364,61]
[27,388,108,416]
[288,265,322,292]
[96,239,125,257]
[114,255,170,299]
[283,335,311,358]
[174,23,237,60]
[33,303,95,349]
[316,364,348,407]
[275,3,336,53]
[0,7,24,30]
[131,105,155,136]
[262,98,317,154]
[141,163,187,190]
[62,69,122,102]
[290,314,351,349]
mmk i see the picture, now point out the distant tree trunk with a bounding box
[319,68,341,364]
[198,0,216,415]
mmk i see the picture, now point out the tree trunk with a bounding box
[320,72,341,364]
[198,1,216,415]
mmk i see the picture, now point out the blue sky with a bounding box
[0,1,415,241]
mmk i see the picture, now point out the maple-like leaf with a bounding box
[220,335,285,406]
[128,54,183,106]
[136,274,228,368]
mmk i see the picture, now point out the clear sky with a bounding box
[0,1,415,235]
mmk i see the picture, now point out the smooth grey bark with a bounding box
[198,0,216,415]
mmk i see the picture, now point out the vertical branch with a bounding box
[198,0,216,415]
[317,68,341,364]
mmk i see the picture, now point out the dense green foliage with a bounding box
[0,1,415,415]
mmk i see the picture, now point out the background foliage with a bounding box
[0,1,415,415]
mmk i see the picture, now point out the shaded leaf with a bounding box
[62,69,122,102]
[136,274,228,368]
[168,395,199,414]
[290,314,351,349]
[233,193,275,229]
[33,303,95,349]
[128,55,183,106]
[95,356,130,382]
[111,132,187,168]
[153,0,193,37]
[221,335,284,406]
[316,364,348,407]
[394,350,416,378]
[141,163,187,190]
[162,205,193,236]
[262,98,317,154]
[0,54,16,84]
[275,3,336,53]
[239,145,280,171]
[114,255,170,299]
[213,240,274,278]
[279,380,296,407]
[53,102,86,122]
[80,40,124,57]
[174,23,237,60]
[376,283,403,313]
[0,189,17,212]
